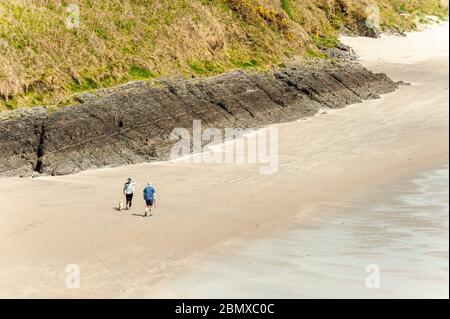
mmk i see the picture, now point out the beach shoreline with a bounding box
[151,164,449,299]
[0,23,448,298]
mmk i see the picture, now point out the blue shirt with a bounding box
[143,186,156,201]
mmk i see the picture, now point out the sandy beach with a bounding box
[0,22,448,298]
[154,164,449,298]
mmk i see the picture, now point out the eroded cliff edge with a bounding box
[0,62,398,177]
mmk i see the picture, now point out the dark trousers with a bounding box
[125,194,133,208]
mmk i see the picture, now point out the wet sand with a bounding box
[0,23,448,298]
[154,165,449,298]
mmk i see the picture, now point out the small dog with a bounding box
[118,200,125,211]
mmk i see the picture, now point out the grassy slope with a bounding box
[0,0,447,110]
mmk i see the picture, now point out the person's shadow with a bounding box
[112,207,145,217]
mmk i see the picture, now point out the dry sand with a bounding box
[0,22,448,298]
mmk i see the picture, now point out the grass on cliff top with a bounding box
[0,0,448,110]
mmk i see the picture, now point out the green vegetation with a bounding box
[281,0,295,19]
[129,65,157,80]
[0,0,447,110]
[188,60,225,75]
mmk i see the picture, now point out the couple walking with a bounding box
[123,178,156,217]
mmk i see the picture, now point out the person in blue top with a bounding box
[143,181,156,217]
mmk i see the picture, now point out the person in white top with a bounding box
[123,177,136,210]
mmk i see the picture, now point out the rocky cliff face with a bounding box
[0,62,398,177]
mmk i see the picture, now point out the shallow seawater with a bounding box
[157,165,449,298]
